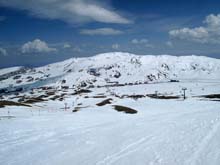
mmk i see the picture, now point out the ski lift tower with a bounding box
[182,87,187,100]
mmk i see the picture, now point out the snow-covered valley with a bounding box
[0,52,220,165]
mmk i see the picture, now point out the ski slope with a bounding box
[0,99,220,165]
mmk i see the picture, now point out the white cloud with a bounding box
[169,13,220,44]
[21,39,57,54]
[0,47,7,56]
[169,27,209,43]
[131,38,154,48]
[204,14,220,29]
[63,43,71,49]
[139,39,149,44]
[0,0,131,24]
[112,43,120,50]
[166,41,174,47]
[131,38,149,44]
[131,39,139,44]
[80,28,123,35]
[145,43,154,48]
[72,46,82,52]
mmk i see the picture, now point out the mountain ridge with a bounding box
[0,52,220,91]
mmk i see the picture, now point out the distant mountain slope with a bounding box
[0,52,220,90]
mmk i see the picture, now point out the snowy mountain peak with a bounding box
[0,52,220,91]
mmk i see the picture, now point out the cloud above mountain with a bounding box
[169,14,220,44]
[0,0,131,24]
[80,28,123,35]
[21,39,57,54]
[63,43,71,49]
[131,39,149,44]
[0,47,7,56]
[131,38,154,48]
[112,43,120,50]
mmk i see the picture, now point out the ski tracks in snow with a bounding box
[96,135,153,165]
[185,116,220,165]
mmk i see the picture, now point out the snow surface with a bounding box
[0,66,21,76]
[0,53,220,165]
[0,98,220,165]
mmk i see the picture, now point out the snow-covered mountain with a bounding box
[1,53,220,165]
[0,52,220,91]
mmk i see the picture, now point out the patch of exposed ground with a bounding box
[72,106,90,112]
[0,101,31,108]
[197,94,220,102]
[73,89,92,95]
[96,98,113,106]
[23,97,47,104]
[0,116,16,120]
[112,105,138,114]
[147,94,180,99]
[199,94,220,99]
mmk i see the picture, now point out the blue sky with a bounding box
[0,0,220,68]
